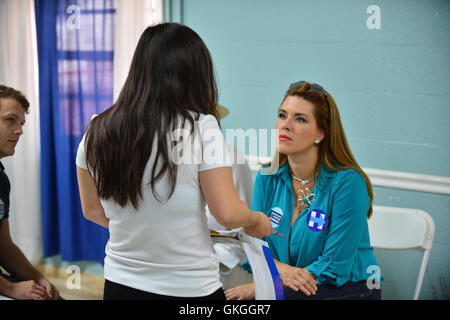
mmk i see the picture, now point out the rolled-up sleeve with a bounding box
[306,170,370,287]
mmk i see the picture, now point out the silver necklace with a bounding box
[290,170,317,186]
[290,170,318,209]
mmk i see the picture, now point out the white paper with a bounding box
[213,230,284,300]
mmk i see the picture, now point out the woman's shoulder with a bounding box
[255,163,287,187]
[189,112,220,133]
[329,167,368,193]
[334,167,364,181]
[173,112,217,126]
[195,112,218,124]
[171,112,219,136]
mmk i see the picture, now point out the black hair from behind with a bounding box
[84,23,218,209]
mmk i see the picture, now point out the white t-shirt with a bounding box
[76,113,232,297]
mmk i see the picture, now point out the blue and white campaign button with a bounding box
[306,209,327,232]
[269,207,283,228]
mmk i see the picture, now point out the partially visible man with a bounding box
[0,84,59,300]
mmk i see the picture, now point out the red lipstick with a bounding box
[279,134,291,141]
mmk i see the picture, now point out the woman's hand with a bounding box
[224,266,317,299]
[282,266,318,296]
[225,283,255,300]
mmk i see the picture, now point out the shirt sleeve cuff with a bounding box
[305,255,336,284]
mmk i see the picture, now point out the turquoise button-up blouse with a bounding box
[244,162,382,287]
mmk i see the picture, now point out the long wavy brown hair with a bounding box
[277,82,373,218]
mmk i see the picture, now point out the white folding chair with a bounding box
[368,205,435,300]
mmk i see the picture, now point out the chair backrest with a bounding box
[368,205,436,299]
[369,205,435,250]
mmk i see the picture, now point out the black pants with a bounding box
[284,281,382,300]
[104,279,226,300]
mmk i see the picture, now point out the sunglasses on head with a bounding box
[288,81,327,96]
[288,80,331,112]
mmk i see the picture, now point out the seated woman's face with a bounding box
[275,96,324,157]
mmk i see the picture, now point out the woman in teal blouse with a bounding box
[225,81,382,300]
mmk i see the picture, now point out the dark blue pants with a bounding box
[284,281,381,300]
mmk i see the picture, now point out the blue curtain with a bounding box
[35,0,116,264]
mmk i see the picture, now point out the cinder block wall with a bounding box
[176,0,450,299]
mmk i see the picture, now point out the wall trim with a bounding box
[363,168,450,195]
[245,155,450,196]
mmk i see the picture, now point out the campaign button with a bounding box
[269,207,283,228]
[306,209,327,232]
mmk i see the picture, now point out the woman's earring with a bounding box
[314,138,320,144]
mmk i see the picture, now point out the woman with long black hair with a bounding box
[76,23,272,300]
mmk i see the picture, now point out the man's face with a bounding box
[0,98,25,159]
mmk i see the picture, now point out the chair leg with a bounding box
[413,250,430,300]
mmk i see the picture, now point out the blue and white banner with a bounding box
[236,232,284,300]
